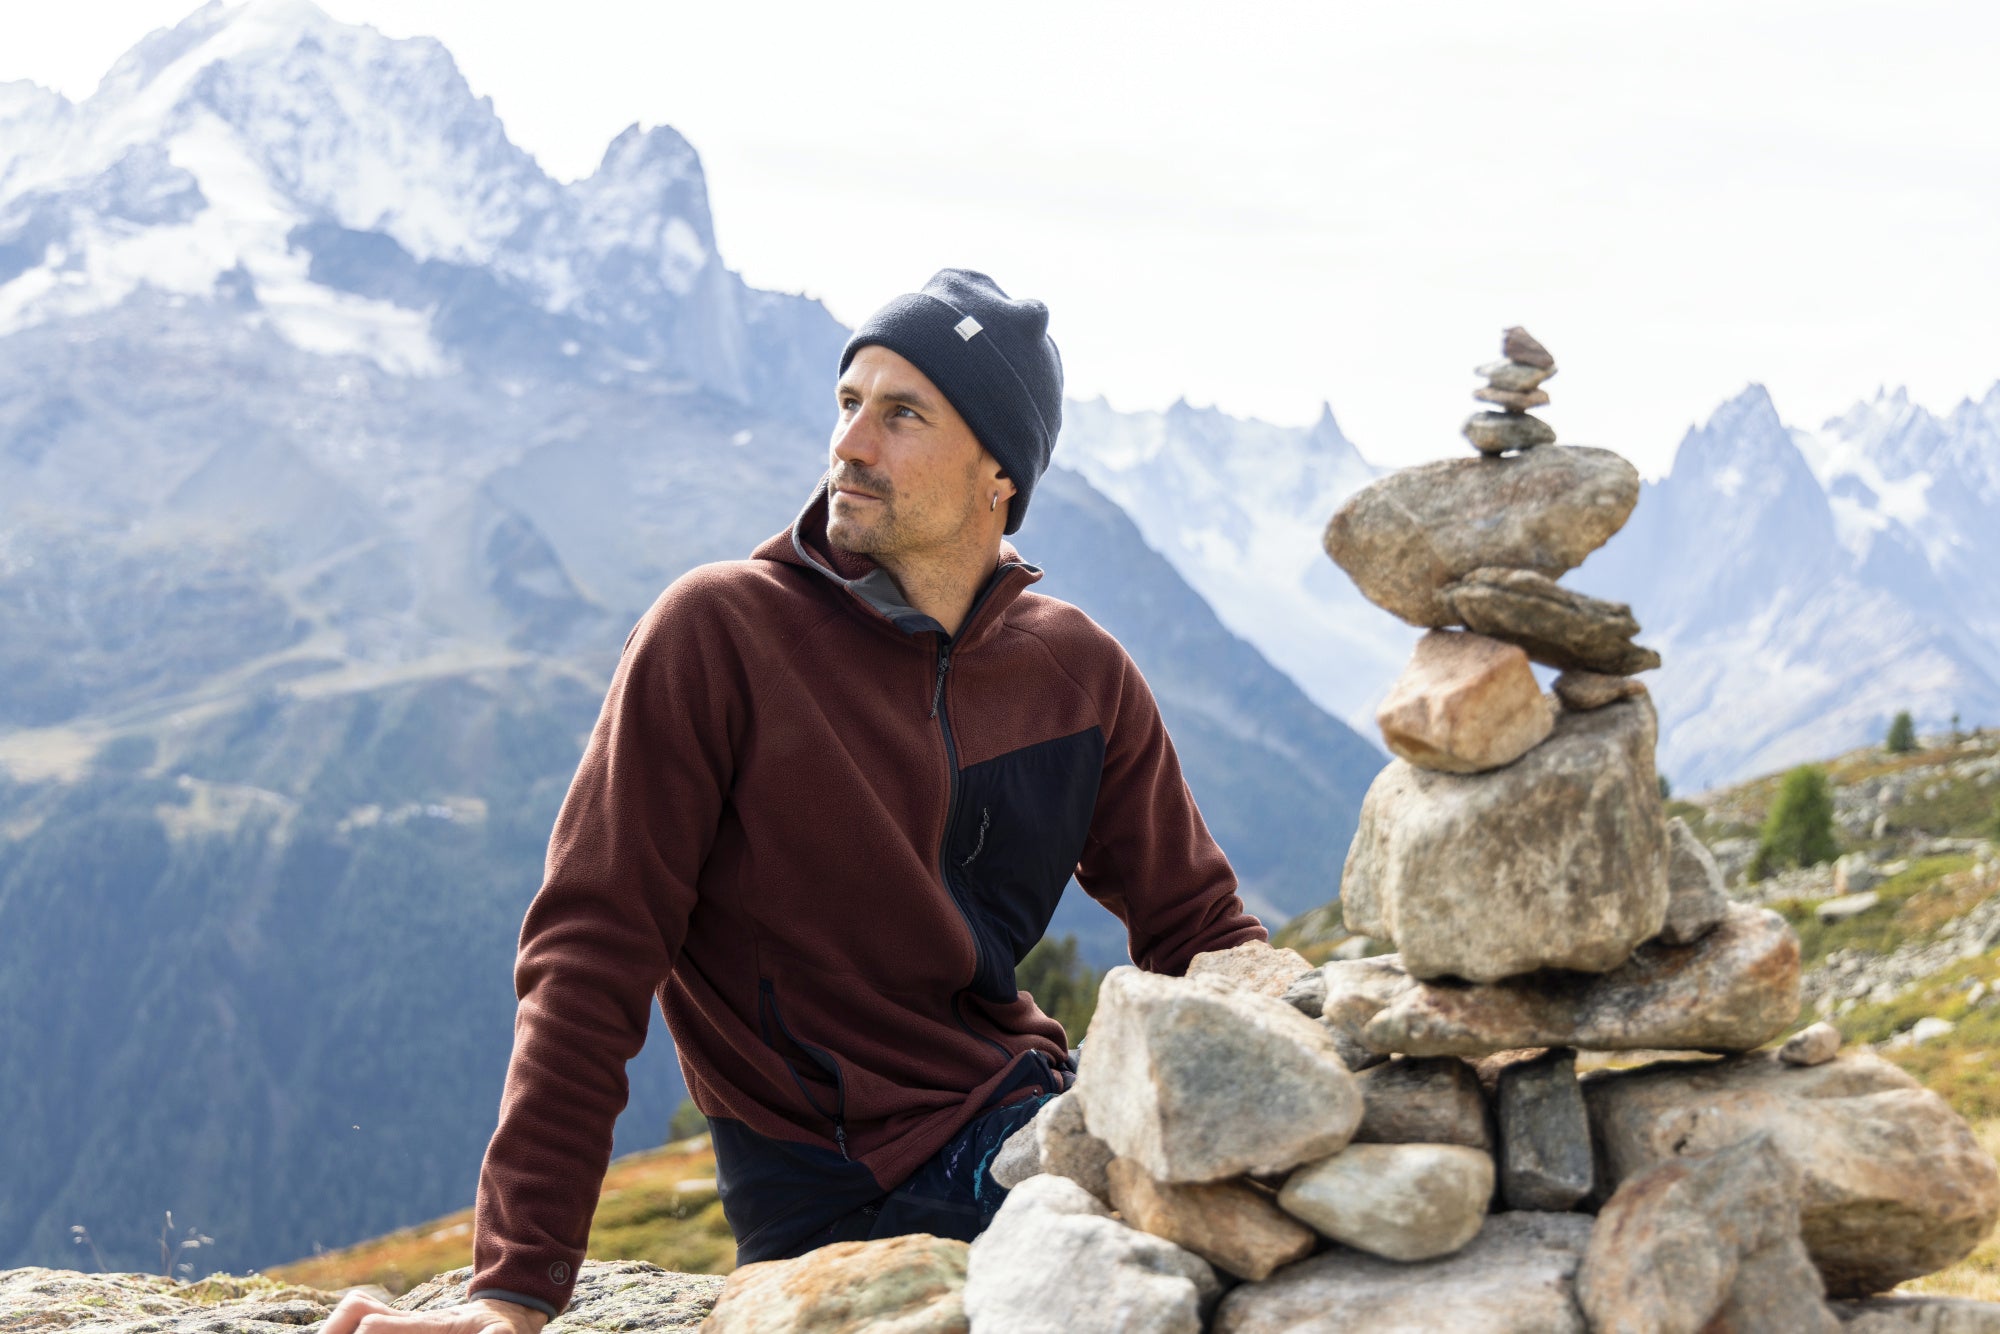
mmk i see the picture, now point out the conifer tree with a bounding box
[1016,933,1102,1042]
[1750,764,1839,880]
[1885,711,1917,754]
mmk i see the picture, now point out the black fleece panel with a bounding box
[947,726,1106,1003]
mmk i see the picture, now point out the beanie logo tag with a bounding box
[954,315,983,341]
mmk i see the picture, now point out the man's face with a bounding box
[826,345,1007,559]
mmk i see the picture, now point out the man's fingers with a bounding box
[321,1290,397,1334]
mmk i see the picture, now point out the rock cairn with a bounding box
[693,330,2000,1334]
[1463,325,1558,455]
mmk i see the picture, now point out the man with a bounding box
[326,270,1262,1334]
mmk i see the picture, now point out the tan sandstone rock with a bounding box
[1211,1211,1593,1333]
[1185,938,1317,999]
[1105,1157,1317,1281]
[1584,1051,2000,1296]
[1277,1142,1494,1262]
[1780,1021,1843,1067]
[1577,1133,1835,1334]
[1077,968,1363,1183]
[1359,902,1801,1058]
[1340,697,1670,982]
[1375,629,1555,774]
[702,1233,968,1333]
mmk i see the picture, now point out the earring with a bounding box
[990,493,999,512]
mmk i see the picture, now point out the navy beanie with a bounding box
[838,269,1063,535]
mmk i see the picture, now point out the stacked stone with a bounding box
[698,331,2000,1334]
[941,330,2000,1334]
[1462,325,1558,456]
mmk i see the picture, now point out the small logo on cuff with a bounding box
[954,315,983,341]
[548,1261,571,1285]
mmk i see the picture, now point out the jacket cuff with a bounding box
[466,1278,565,1320]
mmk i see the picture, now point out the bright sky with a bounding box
[6,0,1998,474]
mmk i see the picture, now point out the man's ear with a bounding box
[987,454,1018,503]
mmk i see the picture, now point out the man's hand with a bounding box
[321,1292,550,1334]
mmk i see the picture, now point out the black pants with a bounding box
[765,1052,1074,1259]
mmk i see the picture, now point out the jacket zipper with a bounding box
[929,624,1015,1064]
[758,978,850,1160]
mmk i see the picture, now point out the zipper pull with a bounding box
[929,647,952,719]
[834,1121,850,1161]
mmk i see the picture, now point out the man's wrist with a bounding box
[467,1295,552,1332]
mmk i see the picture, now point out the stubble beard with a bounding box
[826,464,984,561]
[826,468,899,556]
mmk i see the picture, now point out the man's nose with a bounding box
[831,410,879,465]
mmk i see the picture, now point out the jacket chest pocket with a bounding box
[947,726,1105,1002]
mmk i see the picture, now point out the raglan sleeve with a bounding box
[1073,639,1267,976]
[467,574,744,1317]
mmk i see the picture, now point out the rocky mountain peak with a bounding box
[1669,383,1826,518]
[572,123,717,288]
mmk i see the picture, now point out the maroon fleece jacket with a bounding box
[468,479,1264,1312]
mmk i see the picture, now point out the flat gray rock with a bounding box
[1341,698,1670,983]
[1463,409,1557,452]
[1313,955,1415,1071]
[397,1260,724,1329]
[1661,815,1730,946]
[1444,566,1663,675]
[1477,357,1556,392]
[1353,1055,1492,1149]
[1211,1211,1594,1334]
[990,1113,1045,1189]
[1496,1046,1593,1210]
[1554,668,1649,711]
[1077,968,1362,1183]
[1473,386,1553,413]
[1036,1089,1115,1202]
[964,1174,1218,1334]
[1359,902,1802,1058]
[0,1268,343,1334]
[1585,1052,2000,1296]
[1834,1296,2000,1331]
[1321,444,1640,627]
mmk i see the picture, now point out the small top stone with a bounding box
[1503,326,1555,369]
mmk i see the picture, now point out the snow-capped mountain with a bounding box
[0,0,833,416]
[1057,395,1411,729]
[1059,374,2000,793]
[1575,382,2000,791]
